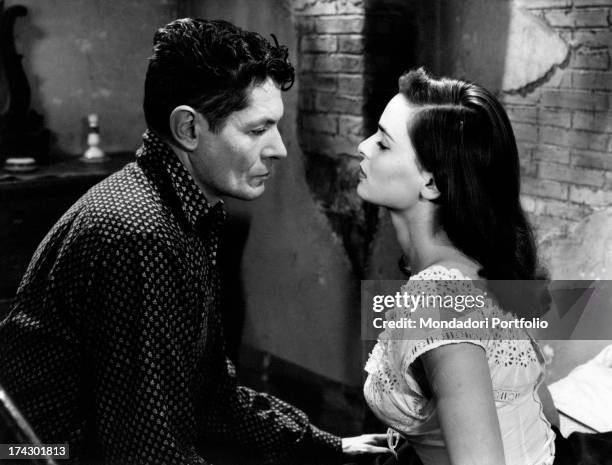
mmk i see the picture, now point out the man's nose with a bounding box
[263,126,287,159]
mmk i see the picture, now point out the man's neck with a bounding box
[166,139,222,205]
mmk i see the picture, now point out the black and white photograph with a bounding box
[0,0,611,464]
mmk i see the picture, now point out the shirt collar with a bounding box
[136,130,226,232]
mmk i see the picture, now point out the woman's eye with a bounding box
[251,128,267,136]
[376,141,388,150]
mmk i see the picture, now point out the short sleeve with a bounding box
[400,330,488,374]
[383,266,489,373]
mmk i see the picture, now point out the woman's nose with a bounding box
[358,137,370,159]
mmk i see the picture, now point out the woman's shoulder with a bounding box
[410,261,480,281]
[401,263,479,302]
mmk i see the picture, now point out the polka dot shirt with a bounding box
[0,130,342,464]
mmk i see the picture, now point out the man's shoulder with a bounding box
[78,162,183,240]
[28,161,198,280]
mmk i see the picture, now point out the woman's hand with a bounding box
[342,433,391,457]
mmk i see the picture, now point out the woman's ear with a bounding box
[169,105,200,151]
[421,173,441,201]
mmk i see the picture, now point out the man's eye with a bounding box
[376,141,388,150]
[251,128,267,136]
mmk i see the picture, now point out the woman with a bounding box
[358,68,559,465]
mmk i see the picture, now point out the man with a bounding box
[0,18,387,464]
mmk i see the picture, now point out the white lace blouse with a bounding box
[364,265,556,465]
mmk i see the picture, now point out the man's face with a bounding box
[190,78,287,201]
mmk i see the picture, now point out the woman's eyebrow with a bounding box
[378,124,394,142]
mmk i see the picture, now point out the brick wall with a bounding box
[295,0,365,151]
[503,0,612,240]
[294,0,437,276]
[294,0,372,276]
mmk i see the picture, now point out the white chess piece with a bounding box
[81,113,107,162]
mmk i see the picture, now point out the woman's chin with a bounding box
[356,183,368,202]
[357,182,390,208]
[356,190,381,207]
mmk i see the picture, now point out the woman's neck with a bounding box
[389,207,475,275]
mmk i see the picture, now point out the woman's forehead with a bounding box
[380,95,416,138]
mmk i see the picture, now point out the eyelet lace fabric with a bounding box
[363,265,555,465]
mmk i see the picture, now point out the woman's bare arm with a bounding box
[421,343,507,465]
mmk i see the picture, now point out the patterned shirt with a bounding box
[0,130,342,465]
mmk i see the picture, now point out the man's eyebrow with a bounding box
[378,123,394,141]
[248,117,279,127]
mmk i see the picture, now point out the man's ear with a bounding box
[169,105,201,151]
[421,172,441,201]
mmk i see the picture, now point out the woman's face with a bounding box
[357,94,429,211]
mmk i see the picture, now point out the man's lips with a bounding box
[359,166,366,178]
[251,172,270,183]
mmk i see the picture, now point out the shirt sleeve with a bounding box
[84,237,212,465]
[196,352,343,465]
[87,236,342,465]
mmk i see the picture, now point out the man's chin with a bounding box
[231,184,266,201]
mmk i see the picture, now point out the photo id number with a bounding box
[0,444,69,459]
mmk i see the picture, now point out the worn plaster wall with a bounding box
[188,0,363,385]
[513,1,612,281]
[5,0,177,155]
[436,0,612,280]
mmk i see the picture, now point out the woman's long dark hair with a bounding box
[399,68,546,283]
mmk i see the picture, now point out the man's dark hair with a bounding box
[144,18,294,136]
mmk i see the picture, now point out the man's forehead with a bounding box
[234,79,284,123]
